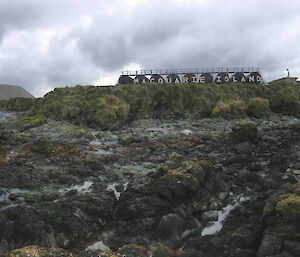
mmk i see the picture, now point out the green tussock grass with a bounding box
[0,82,299,128]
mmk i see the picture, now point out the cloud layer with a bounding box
[0,0,299,97]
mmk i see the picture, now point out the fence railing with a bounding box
[121,67,260,76]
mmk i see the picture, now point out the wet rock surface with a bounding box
[0,111,300,256]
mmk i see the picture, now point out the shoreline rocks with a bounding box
[0,111,300,256]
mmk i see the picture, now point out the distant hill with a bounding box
[0,84,34,100]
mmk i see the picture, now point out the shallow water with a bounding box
[114,162,158,175]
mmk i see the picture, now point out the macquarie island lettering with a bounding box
[119,68,263,84]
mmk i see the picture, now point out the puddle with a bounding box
[201,196,249,236]
[0,181,94,211]
[114,162,158,175]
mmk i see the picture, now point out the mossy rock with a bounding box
[160,152,184,171]
[229,121,257,143]
[198,160,212,175]
[157,169,199,201]
[28,139,80,156]
[0,150,7,162]
[182,159,206,183]
[116,244,147,257]
[149,244,174,257]
[22,115,47,129]
[4,245,75,257]
[246,97,270,118]
[275,194,300,223]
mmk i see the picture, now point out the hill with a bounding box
[0,82,299,128]
[0,84,34,100]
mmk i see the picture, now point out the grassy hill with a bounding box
[0,82,299,128]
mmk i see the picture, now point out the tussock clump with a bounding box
[246,97,270,118]
[270,88,300,116]
[211,99,246,119]
[92,94,130,127]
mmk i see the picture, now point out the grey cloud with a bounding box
[0,0,300,97]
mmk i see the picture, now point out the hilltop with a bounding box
[0,84,34,100]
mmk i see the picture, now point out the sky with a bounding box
[0,0,300,97]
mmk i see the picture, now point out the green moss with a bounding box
[22,115,47,128]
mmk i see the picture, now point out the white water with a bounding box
[59,181,93,193]
[106,183,121,200]
[86,241,110,251]
[201,196,249,236]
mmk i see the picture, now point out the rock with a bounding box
[228,248,256,257]
[0,239,9,256]
[257,234,283,257]
[217,192,228,201]
[158,213,185,239]
[284,240,300,256]
[201,210,218,221]
[229,227,256,249]
[267,252,294,257]
[233,141,253,155]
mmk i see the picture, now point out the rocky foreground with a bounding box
[0,111,300,257]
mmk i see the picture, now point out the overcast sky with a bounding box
[0,0,300,97]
